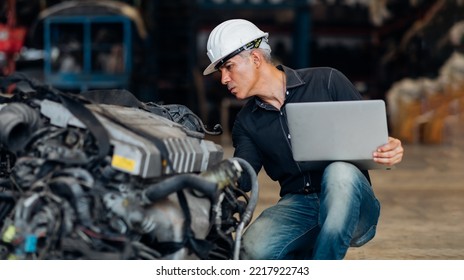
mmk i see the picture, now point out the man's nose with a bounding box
[221,71,230,85]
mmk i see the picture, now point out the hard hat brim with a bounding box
[203,34,269,76]
[203,61,219,76]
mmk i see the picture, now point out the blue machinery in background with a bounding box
[41,1,311,95]
[43,15,132,92]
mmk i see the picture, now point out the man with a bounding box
[203,19,404,260]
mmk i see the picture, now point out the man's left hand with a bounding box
[373,137,404,166]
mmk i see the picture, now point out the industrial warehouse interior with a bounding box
[1,0,464,262]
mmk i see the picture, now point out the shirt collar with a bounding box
[277,64,306,89]
[252,64,306,112]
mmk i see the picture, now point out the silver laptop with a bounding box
[285,100,389,170]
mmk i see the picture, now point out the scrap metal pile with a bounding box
[0,73,258,260]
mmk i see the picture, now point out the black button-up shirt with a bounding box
[232,65,371,197]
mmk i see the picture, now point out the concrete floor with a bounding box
[221,116,464,260]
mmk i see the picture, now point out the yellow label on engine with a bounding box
[2,225,15,243]
[111,154,136,173]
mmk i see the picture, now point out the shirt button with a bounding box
[286,91,289,95]
[288,134,291,139]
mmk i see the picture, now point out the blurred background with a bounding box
[2,0,464,146]
[2,0,464,259]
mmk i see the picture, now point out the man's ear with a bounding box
[250,50,261,67]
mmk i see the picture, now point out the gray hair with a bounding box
[240,48,273,64]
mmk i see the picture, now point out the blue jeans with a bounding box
[240,162,381,260]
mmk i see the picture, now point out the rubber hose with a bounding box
[142,174,218,203]
[231,157,259,260]
[0,103,42,152]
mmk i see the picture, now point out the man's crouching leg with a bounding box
[240,193,320,259]
[312,162,381,260]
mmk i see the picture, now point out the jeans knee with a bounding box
[324,162,363,186]
[324,162,358,180]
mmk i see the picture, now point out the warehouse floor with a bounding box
[220,116,464,260]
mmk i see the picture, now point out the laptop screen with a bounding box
[285,100,389,170]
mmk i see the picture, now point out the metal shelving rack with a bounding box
[43,15,132,92]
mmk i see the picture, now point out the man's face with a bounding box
[218,52,257,100]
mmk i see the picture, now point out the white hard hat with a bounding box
[203,19,270,75]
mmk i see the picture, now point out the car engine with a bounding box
[0,73,258,260]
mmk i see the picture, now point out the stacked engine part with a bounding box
[0,73,258,260]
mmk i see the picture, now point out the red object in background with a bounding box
[1,0,25,76]
[0,24,26,54]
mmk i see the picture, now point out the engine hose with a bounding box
[0,103,42,152]
[141,174,218,203]
[48,177,93,227]
[231,157,259,260]
[0,191,16,226]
